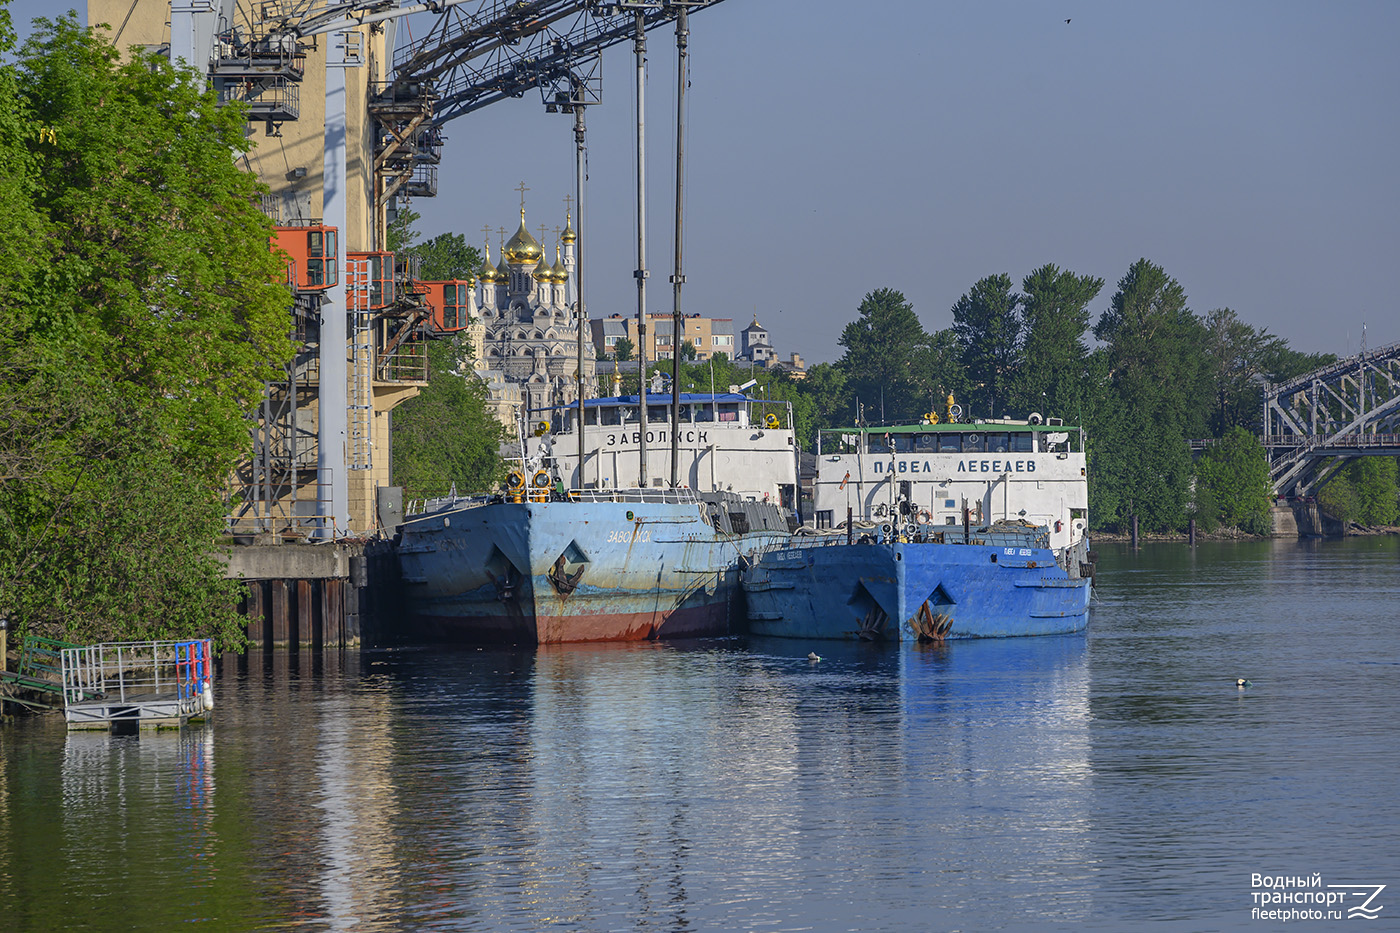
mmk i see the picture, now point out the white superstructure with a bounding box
[812,419,1088,552]
[527,393,800,507]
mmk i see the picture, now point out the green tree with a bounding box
[952,273,1021,420]
[613,337,635,362]
[0,17,293,647]
[1194,427,1274,534]
[679,338,698,361]
[836,288,929,423]
[1319,458,1399,526]
[798,362,851,432]
[391,337,507,499]
[1016,264,1102,422]
[386,204,422,252]
[1090,259,1211,531]
[1260,346,1337,383]
[410,232,481,281]
[388,205,481,281]
[910,327,968,421]
[1202,308,1289,435]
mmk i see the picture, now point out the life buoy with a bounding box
[916,509,931,525]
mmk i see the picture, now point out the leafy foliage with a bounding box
[391,337,507,499]
[613,337,635,362]
[1318,458,1400,526]
[1194,428,1274,534]
[836,288,940,424]
[1015,264,1102,422]
[0,18,293,648]
[1090,259,1211,531]
[389,205,482,282]
[1202,308,1289,435]
[951,274,1021,420]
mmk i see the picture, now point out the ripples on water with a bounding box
[1,537,1397,931]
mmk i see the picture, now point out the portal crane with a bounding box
[199,0,726,536]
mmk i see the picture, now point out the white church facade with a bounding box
[460,206,597,427]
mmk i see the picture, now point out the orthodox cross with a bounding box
[515,180,529,212]
[562,193,574,217]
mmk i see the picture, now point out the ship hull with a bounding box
[744,536,1090,641]
[399,498,787,644]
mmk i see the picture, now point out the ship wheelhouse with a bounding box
[524,392,799,506]
[813,419,1089,551]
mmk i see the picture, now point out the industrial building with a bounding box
[86,0,705,538]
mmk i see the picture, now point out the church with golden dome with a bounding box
[466,204,596,425]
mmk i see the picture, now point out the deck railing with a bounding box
[570,487,699,505]
[60,640,212,709]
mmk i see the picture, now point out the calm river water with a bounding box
[2,537,1398,931]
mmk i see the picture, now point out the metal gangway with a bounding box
[60,640,215,731]
[1262,339,1400,497]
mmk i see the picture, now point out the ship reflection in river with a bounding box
[1,538,1398,930]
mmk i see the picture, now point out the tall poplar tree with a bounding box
[1091,259,1211,531]
[837,288,929,423]
[1016,264,1101,423]
[951,273,1021,420]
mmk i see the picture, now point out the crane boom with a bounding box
[391,1,725,126]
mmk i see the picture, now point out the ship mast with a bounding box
[668,4,689,487]
[633,9,650,487]
[573,93,587,489]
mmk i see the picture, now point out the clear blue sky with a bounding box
[11,1,1399,364]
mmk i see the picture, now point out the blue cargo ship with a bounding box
[743,413,1095,641]
[397,394,797,644]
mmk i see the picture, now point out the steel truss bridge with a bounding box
[1262,339,1400,497]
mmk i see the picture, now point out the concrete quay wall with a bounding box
[219,540,401,649]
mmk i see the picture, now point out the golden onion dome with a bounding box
[503,209,543,265]
[496,254,511,280]
[532,255,553,282]
[561,209,576,244]
[478,243,499,282]
[551,245,568,282]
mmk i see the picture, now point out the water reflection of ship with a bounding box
[504,637,1092,926]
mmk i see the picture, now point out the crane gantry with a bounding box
[185,0,726,536]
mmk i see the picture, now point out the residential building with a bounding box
[592,313,735,361]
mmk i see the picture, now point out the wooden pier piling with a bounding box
[221,539,398,660]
